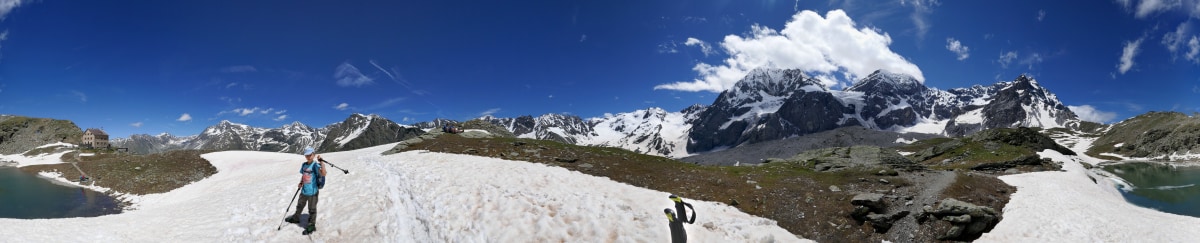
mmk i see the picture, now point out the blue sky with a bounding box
[1,0,1198,138]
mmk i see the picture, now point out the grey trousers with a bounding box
[293,192,319,225]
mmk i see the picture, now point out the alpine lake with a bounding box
[1102,162,1200,218]
[0,167,123,219]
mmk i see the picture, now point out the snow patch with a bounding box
[894,137,917,144]
[1,143,807,242]
[979,149,1200,242]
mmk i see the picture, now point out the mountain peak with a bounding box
[846,69,925,94]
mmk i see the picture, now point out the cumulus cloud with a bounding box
[334,103,349,110]
[1117,37,1145,74]
[334,62,374,87]
[1069,105,1118,123]
[177,113,193,122]
[998,51,1018,68]
[130,122,143,128]
[684,37,718,56]
[273,115,288,121]
[1037,9,1047,21]
[480,108,501,117]
[655,10,924,93]
[945,38,970,60]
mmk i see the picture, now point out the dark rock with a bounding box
[926,198,1001,241]
[554,157,579,163]
[866,210,910,233]
[851,193,887,212]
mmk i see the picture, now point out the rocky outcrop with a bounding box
[918,198,1001,241]
[968,127,1074,155]
[849,193,911,233]
[0,115,84,155]
[909,127,1071,171]
[1090,111,1200,160]
[776,146,919,172]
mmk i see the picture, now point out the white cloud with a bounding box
[1136,0,1180,18]
[901,0,941,41]
[177,113,193,122]
[0,0,22,21]
[655,10,924,93]
[218,107,286,117]
[334,62,374,87]
[334,103,349,110]
[69,90,87,102]
[273,115,288,121]
[1037,9,1046,21]
[684,37,717,56]
[1187,36,1200,62]
[579,34,587,42]
[219,65,257,73]
[945,38,970,60]
[1020,52,1044,69]
[480,108,501,117]
[1068,105,1118,123]
[1113,0,1198,18]
[998,51,1018,68]
[225,82,238,89]
[0,30,7,62]
[130,122,143,128]
[1117,37,1145,74]
[366,97,405,110]
[1163,21,1191,54]
[657,41,679,54]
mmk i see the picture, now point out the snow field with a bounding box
[977,135,1200,242]
[1,142,807,242]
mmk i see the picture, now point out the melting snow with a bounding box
[1,143,806,242]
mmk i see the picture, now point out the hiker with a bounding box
[285,147,326,234]
[665,208,686,243]
[669,194,696,224]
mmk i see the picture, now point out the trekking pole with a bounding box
[319,158,350,174]
[277,187,301,230]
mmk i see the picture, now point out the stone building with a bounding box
[82,128,109,149]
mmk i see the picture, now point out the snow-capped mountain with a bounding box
[317,113,424,152]
[112,133,195,154]
[688,68,1079,153]
[482,68,1080,157]
[115,114,423,154]
[478,106,704,158]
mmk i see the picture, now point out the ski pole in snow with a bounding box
[318,158,349,174]
[277,187,301,230]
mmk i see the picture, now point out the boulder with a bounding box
[850,193,887,212]
[920,198,1001,241]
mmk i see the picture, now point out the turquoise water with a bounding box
[0,167,123,219]
[1103,162,1200,218]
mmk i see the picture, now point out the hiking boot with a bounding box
[284,215,299,224]
[305,223,316,232]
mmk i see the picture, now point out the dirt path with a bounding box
[886,170,957,241]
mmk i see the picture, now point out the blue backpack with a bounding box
[309,162,325,189]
